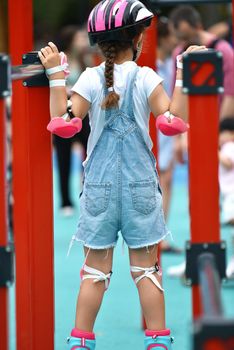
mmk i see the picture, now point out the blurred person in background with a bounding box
[169,5,234,119]
[208,21,233,46]
[219,118,234,226]
[167,5,234,278]
[54,26,92,216]
[157,17,182,254]
[219,117,234,278]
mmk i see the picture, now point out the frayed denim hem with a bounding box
[67,234,117,256]
[83,242,117,250]
[127,231,171,250]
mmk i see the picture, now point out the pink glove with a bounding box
[156,113,189,136]
[47,117,82,138]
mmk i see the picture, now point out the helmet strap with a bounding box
[132,42,141,61]
[132,48,138,61]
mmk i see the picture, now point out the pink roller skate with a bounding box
[67,329,96,350]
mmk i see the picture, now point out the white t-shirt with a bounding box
[219,141,234,195]
[71,61,163,166]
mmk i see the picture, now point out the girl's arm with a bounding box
[39,42,90,120]
[149,45,207,119]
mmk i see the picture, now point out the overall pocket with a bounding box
[85,182,111,216]
[129,180,156,215]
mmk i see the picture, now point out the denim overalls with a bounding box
[74,66,169,249]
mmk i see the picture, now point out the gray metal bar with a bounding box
[147,0,231,6]
[198,253,223,318]
[11,63,45,81]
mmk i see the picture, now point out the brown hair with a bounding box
[99,26,145,110]
[99,41,131,109]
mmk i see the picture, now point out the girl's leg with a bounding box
[129,245,173,349]
[75,247,114,332]
[129,245,165,330]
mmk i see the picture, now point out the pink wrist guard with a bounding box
[45,52,70,77]
[59,51,70,78]
[156,112,189,136]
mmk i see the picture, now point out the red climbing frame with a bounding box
[0,98,8,350]
[8,0,54,349]
[189,0,234,317]
[188,87,220,318]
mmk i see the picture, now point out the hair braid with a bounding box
[98,28,145,109]
[99,42,120,109]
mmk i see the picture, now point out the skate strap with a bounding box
[71,328,95,340]
[81,264,112,290]
[145,329,171,337]
[130,265,164,292]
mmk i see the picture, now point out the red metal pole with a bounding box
[188,92,220,319]
[0,98,9,350]
[8,0,54,349]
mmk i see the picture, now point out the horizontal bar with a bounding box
[147,0,231,6]
[198,253,223,318]
[11,63,44,81]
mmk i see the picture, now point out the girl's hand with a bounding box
[219,152,234,170]
[38,42,61,69]
[184,45,207,54]
[177,45,208,67]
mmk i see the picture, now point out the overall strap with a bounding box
[120,65,139,119]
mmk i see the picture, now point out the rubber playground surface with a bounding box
[9,151,234,350]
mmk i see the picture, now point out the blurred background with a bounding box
[1,0,234,349]
[0,0,233,52]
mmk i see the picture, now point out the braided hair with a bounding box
[99,42,120,109]
[99,25,145,110]
[99,41,132,109]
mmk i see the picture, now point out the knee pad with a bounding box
[80,264,112,291]
[130,263,164,292]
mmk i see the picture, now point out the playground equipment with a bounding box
[0,51,54,350]
[0,0,234,349]
[195,253,234,349]
[0,0,54,348]
[183,49,234,349]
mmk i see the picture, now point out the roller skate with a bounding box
[67,329,96,350]
[144,329,174,349]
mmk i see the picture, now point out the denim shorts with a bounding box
[75,176,169,250]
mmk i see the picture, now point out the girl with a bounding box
[39,1,206,349]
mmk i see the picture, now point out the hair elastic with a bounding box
[108,87,114,93]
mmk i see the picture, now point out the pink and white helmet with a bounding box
[88,0,154,46]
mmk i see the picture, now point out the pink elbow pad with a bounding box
[156,112,189,136]
[47,117,82,138]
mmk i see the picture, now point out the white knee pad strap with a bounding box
[81,264,112,290]
[130,264,164,292]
